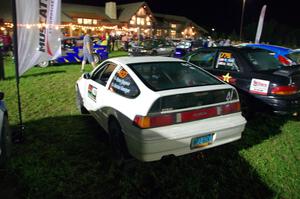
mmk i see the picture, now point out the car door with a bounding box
[212,50,253,93]
[84,62,118,124]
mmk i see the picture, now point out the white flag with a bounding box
[255,5,267,44]
[16,0,61,75]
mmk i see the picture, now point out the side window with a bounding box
[216,52,239,71]
[189,51,217,68]
[92,63,117,86]
[109,68,140,98]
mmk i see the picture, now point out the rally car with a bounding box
[38,37,109,67]
[184,46,300,117]
[0,91,11,167]
[239,43,300,66]
[75,56,246,162]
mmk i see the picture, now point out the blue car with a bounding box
[174,40,204,58]
[38,37,109,67]
[241,43,300,66]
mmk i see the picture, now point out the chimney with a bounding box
[105,1,117,20]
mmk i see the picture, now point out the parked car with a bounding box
[0,91,11,167]
[184,46,300,117]
[128,39,175,57]
[75,56,246,162]
[38,37,109,67]
[174,40,204,58]
[240,43,300,66]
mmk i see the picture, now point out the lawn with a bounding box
[0,52,299,199]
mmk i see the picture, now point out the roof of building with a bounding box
[154,13,208,33]
[117,2,146,22]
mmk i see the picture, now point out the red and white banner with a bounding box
[255,5,267,44]
[16,0,61,75]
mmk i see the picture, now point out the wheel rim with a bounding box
[93,54,100,64]
[38,61,49,68]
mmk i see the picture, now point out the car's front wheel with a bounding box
[75,86,89,114]
[38,61,49,68]
[0,116,12,168]
[92,53,100,64]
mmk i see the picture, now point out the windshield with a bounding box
[128,62,223,91]
[242,49,283,71]
[177,41,191,48]
[286,51,300,64]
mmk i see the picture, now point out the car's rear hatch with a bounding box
[134,85,241,129]
[274,65,300,88]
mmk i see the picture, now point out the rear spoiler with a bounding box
[273,65,300,77]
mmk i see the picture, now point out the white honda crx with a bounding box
[76,56,246,162]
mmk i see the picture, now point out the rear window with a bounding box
[128,62,223,91]
[242,49,283,71]
[149,89,238,113]
[286,51,300,64]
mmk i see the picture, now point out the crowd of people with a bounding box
[0,30,12,56]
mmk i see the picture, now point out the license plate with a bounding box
[191,134,214,149]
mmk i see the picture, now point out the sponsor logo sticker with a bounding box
[88,84,97,101]
[249,79,270,95]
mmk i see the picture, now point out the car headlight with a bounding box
[141,49,148,53]
[128,48,133,52]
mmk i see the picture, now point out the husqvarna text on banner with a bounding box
[16,0,61,75]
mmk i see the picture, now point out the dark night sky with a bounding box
[62,0,299,34]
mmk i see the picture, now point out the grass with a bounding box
[0,52,299,199]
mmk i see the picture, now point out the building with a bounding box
[0,1,208,39]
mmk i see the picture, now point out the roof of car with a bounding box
[108,56,183,64]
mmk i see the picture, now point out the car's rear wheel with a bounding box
[0,116,12,168]
[38,61,49,68]
[92,53,100,64]
[75,86,89,114]
[108,118,130,161]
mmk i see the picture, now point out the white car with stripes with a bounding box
[75,56,246,162]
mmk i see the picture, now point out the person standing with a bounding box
[81,29,96,72]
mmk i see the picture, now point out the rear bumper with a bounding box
[124,113,246,162]
[255,94,300,115]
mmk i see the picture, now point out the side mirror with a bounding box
[83,73,91,79]
[0,92,4,100]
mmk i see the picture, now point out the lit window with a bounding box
[171,24,176,29]
[146,16,150,22]
[77,18,83,24]
[83,18,92,25]
[146,21,151,26]
[171,30,176,38]
[130,20,135,25]
[137,17,141,25]
[141,18,145,25]
[93,19,97,25]
[157,29,162,36]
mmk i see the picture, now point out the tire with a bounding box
[92,53,100,64]
[151,51,158,56]
[108,118,129,161]
[169,50,174,57]
[75,86,89,114]
[0,116,12,168]
[38,61,49,68]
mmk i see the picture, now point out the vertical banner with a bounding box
[255,5,267,44]
[16,0,61,75]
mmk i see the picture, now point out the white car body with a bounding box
[76,56,246,162]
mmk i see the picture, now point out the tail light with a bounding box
[278,55,292,66]
[133,102,241,128]
[271,85,298,95]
